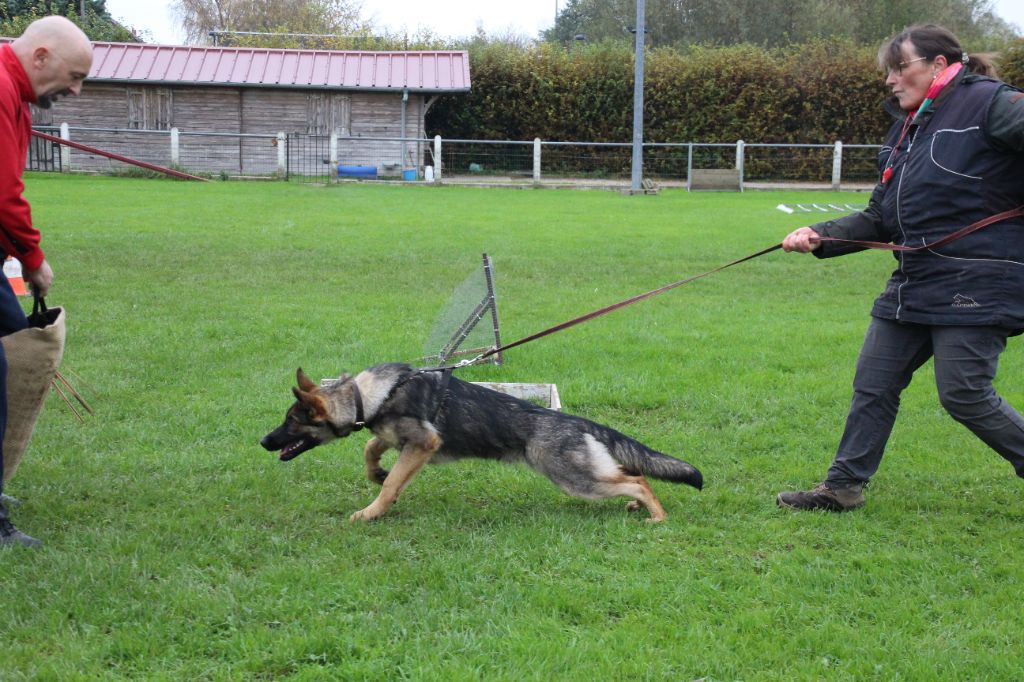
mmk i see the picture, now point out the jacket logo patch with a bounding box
[952,294,980,308]
[1009,93,1024,105]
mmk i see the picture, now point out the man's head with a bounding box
[11,16,92,109]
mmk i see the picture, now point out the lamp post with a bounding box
[630,0,646,193]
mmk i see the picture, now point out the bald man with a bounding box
[0,16,91,548]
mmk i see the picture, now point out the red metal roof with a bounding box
[0,39,470,92]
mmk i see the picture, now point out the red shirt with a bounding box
[0,44,44,271]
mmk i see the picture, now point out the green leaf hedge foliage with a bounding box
[999,39,1024,89]
[427,38,1024,146]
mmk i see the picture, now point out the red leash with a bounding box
[817,205,1024,252]
[460,204,1024,367]
[31,130,208,182]
[467,242,783,364]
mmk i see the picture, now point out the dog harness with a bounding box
[341,367,453,435]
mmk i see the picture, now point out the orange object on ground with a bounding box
[3,256,27,296]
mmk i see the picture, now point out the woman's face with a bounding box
[885,44,939,111]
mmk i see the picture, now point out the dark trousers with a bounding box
[0,273,27,507]
[827,317,1024,485]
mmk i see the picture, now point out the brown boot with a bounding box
[777,481,865,512]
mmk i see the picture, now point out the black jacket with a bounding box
[811,71,1024,330]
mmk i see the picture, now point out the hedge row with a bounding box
[426,39,1024,146]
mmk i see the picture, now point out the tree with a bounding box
[0,0,138,41]
[544,0,1020,49]
[171,0,370,45]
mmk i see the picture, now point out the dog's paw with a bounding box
[625,501,643,513]
[349,506,382,522]
[370,468,389,485]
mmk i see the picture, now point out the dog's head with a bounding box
[260,368,353,461]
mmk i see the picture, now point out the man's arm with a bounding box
[0,86,45,274]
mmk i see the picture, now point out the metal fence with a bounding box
[25,131,62,172]
[29,125,882,190]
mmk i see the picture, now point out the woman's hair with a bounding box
[878,24,998,78]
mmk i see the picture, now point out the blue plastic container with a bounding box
[337,165,377,179]
[402,169,417,181]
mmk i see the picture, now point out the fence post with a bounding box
[736,140,745,192]
[686,142,693,191]
[832,140,843,191]
[533,138,542,185]
[276,132,286,176]
[59,122,71,171]
[433,135,442,182]
[170,127,179,166]
[330,132,339,180]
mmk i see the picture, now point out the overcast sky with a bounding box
[104,0,1024,45]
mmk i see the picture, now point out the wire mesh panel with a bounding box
[841,144,883,184]
[58,128,172,174]
[541,142,632,181]
[336,136,423,179]
[440,140,534,181]
[743,144,833,182]
[178,131,282,178]
[645,144,690,183]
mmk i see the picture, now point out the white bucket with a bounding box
[424,165,435,183]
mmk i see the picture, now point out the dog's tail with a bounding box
[610,436,703,490]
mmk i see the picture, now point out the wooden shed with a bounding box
[5,39,471,177]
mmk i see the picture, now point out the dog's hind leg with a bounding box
[363,437,391,485]
[536,436,670,523]
[592,474,668,523]
[350,433,441,522]
[618,476,667,523]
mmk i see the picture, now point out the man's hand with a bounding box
[25,259,53,297]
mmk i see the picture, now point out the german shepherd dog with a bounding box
[260,363,703,522]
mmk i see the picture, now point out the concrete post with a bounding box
[330,132,339,180]
[533,138,542,185]
[170,127,179,166]
[59,122,71,171]
[277,132,286,175]
[831,140,843,191]
[433,135,442,181]
[736,140,745,192]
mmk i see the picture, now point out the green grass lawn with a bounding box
[3,174,1022,680]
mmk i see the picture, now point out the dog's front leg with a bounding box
[363,437,391,485]
[350,434,440,522]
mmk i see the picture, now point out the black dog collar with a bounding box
[328,379,366,437]
[350,382,366,432]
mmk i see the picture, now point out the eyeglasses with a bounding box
[889,56,928,75]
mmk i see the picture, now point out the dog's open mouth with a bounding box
[278,438,316,461]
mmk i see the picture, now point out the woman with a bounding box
[777,24,1024,512]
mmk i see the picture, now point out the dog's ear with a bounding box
[296,367,318,393]
[291,386,329,421]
